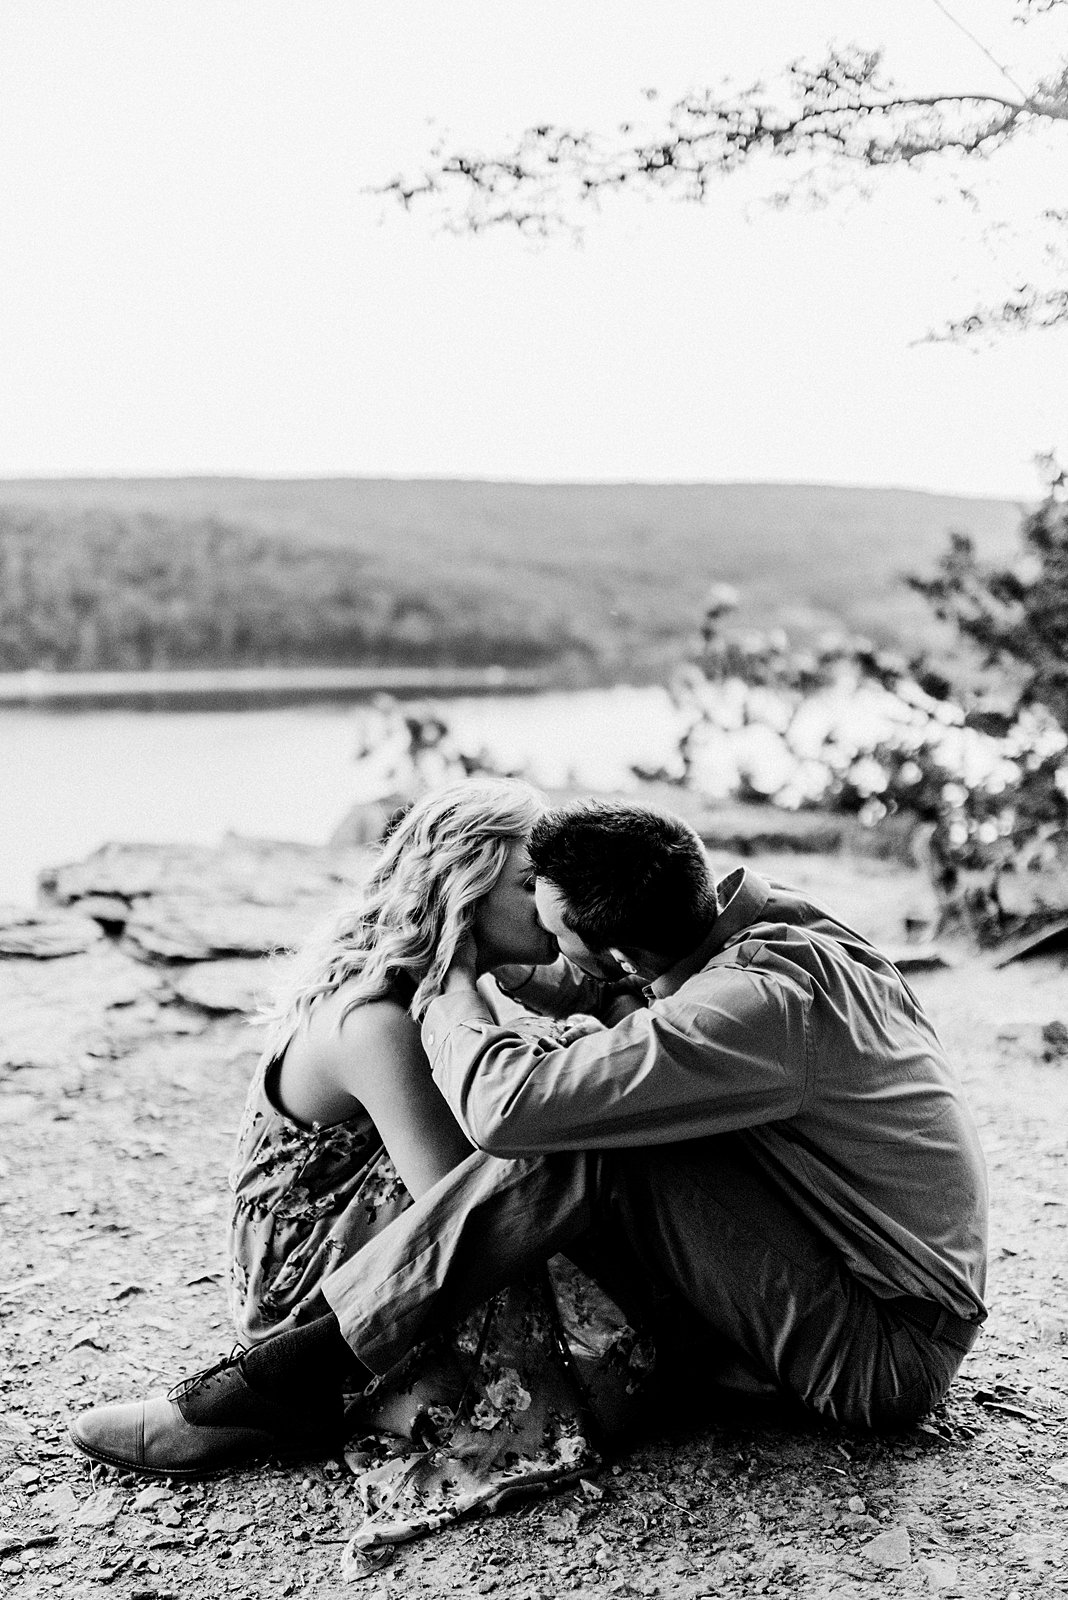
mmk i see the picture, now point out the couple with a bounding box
[70,776,988,1491]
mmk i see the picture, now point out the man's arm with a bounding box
[421,965,809,1156]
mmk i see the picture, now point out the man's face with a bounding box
[533,880,625,980]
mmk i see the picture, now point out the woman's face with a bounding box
[473,841,560,969]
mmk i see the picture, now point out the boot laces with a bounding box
[167,1346,246,1405]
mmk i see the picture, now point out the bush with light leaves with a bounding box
[651,474,1068,941]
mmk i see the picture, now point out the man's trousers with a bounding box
[321,1133,979,1431]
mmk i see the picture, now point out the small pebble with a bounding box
[7,1466,42,1487]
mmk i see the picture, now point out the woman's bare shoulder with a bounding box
[298,983,418,1068]
[278,982,422,1122]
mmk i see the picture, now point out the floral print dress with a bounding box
[228,1049,412,1346]
[228,1036,651,1561]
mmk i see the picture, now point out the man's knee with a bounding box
[818,1343,960,1433]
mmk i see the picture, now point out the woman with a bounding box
[230,776,567,1347]
[226,777,639,1553]
[70,777,648,1554]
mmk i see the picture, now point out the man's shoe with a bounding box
[68,1352,343,1479]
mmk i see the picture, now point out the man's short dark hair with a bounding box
[528,800,717,958]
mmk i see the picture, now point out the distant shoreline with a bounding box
[0,665,558,711]
[0,477,1024,685]
[0,472,1031,502]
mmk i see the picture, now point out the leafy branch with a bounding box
[378,31,1068,333]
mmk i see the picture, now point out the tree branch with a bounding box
[375,40,1068,336]
[375,47,1065,236]
[934,286,1068,337]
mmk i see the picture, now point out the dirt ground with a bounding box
[0,848,1066,1598]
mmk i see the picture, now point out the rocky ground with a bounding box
[0,836,1066,1598]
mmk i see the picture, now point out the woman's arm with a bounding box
[277,991,474,1199]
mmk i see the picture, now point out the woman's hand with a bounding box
[545,1014,605,1047]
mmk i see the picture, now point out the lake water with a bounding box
[4,678,1026,910]
[0,688,686,909]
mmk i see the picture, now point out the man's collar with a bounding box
[648,867,771,1001]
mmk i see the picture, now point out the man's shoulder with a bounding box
[701,883,903,997]
[731,878,878,957]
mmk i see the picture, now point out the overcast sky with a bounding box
[0,1,1065,494]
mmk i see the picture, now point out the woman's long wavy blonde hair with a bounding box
[262,777,545,1048]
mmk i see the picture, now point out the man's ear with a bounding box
[607,947,640,978]
[609,944,672,983]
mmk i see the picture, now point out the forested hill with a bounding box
[0,477,1024,682]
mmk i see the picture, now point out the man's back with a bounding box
[692,872,987,1320]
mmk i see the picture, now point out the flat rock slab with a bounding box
[0,905,104,959]
[0,835,365,1074]
[0,836,375,1072]
[41,834,372,908]
[165,958,272,1015]
[120,896,331,962]
[0,944,165,1071]
[39,835,372,965]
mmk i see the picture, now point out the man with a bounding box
[70,800,987,1474]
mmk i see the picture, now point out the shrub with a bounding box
[652,472,1068,943]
